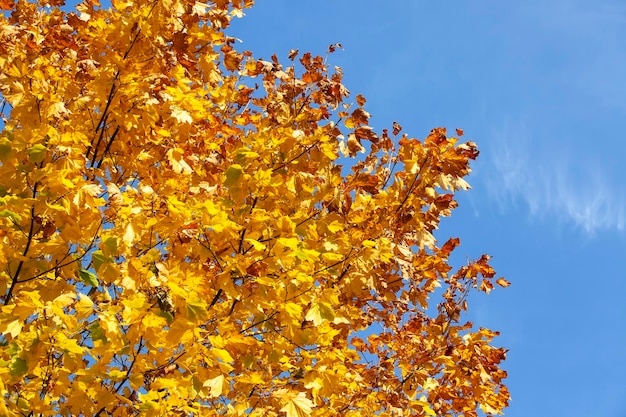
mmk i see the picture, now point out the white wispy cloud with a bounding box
[474,1,626,236]
[482,128,625,235]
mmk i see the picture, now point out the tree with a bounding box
[0,0,510,415]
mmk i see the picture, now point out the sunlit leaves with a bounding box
[0,0,508,415]
[277,390,315,417]
[170,106,193,124]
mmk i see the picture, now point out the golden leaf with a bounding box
[203,374,227,398]
[171,106,193,124]
[122,223,135,246]
[1,319,22,338]
[278,390,314,417]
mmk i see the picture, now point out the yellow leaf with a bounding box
[414,396,436,416]
[192,1,209,16]
[72,183,103,208]
[203,374,227,398]
[171,106,193,124]
[123,223,135,246]
[319,142,337,159]
[478,363,491,383]
[277,237,299,250]
[0,380,9,415]
[4,81,25,106]
[213,348,234,363]
[75,294,94,319]
[53,293,76,308]
[284,302,302,319]
[244,238,266,251]
[278,390,314,417]
[167,147,193,174]
[1,319,22,338]
[57,333,84,355]
[305,302,334,326]
[423,404,437,416]
[362,240,376,248]
[108,369,126,380]
[423,377,438,391]
[238,372,265,385]
[480,402,501,415]
[47,101,70,118]
[326,220,343,233]
[321,252,343,262]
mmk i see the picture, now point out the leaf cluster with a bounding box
[0,0,509,415]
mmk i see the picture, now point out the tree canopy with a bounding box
[0,0,509,415]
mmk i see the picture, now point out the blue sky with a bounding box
[229,1,626,416]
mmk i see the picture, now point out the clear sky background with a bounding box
[228,2,626,416]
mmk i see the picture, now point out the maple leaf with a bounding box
[171,106,193,124]
[1,319,22,338]
[278,390,314,417]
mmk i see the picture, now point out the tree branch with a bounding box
[3,179,40,305]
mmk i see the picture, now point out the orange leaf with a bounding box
[392,121,402,136]
[496,277,511,288]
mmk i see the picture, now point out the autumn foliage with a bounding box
[0,0,510,415]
